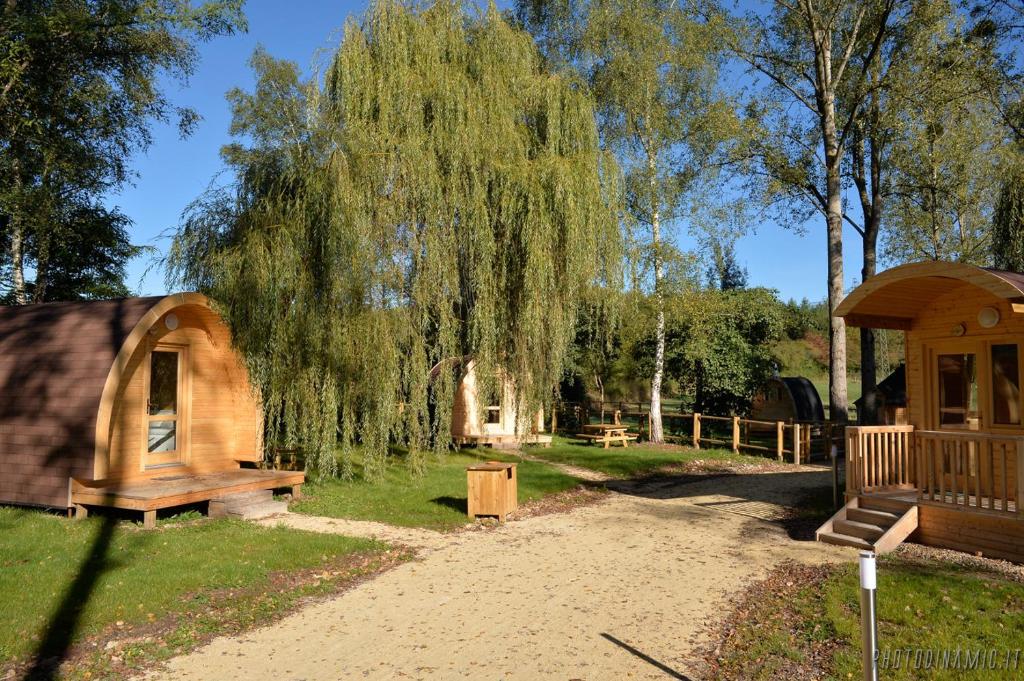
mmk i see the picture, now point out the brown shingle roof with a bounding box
[0,296,163,507]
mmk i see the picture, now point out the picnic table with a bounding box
[574,423,638,448]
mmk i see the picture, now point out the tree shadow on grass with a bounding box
[24,512,121,680]
[430,496,467,514]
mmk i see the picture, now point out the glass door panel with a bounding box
[146,348,184,467]
[937,353,980,430]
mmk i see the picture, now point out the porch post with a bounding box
[1018,439,1024,519]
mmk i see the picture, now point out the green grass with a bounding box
[0,507,388,673]
[530,436,768,478]
[292,449,581,530]
[714,555,1024,680]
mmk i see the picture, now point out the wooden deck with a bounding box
[454,433,553,449]
[71,469,305,527]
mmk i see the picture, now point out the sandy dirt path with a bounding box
[149,467,850,681]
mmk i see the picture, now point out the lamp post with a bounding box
[860,551,879,681]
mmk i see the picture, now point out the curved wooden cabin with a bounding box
[0,294,302,526]
[817,262,1024,561]
[437,358,550,449]
[751,376,825,424]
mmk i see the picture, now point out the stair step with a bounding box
[859,495,914,514]
[208,490,275,518]
[818,531,874,551]
[848,507,899,527]
[226,500,289,520]
[834,518,885,540]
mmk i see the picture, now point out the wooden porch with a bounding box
[818,426,1024,561]
[71,468,305,529]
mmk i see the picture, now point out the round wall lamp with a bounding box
[978,306,1000,329]
[951,322,967,337]
[164,313,179,331]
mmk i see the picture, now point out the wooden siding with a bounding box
[0,297,161,507]
[451,361,543,441]
[912,503,1024,563]
[905,285,1024,434]
[105,304,261,480]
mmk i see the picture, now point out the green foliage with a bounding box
[0,0,245,302]
[0,508,384,667]
[992,163,1024,272]
[169,0,621,479]
[629,287,784,414]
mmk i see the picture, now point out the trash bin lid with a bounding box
[466,462,515,471]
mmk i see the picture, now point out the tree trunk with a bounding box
[813,22,850,425]
[852,116,883,425]
[10,216,27,304]
[9,159,27,305]
[649,154,665,443]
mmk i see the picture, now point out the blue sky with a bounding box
[111,0,866,303]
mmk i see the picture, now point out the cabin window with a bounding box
[485,406,501,424]
[937,353,979,427]
[991,344,1021,426]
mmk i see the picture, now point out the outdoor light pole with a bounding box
[860,551,879,681]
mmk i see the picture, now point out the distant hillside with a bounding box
[772,328,904,408]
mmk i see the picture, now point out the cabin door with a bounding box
[143,345,189,469]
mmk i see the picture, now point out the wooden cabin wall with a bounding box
[750,379,795,422]
[905,285,1024,433]
[912,504,1024,563]
[104,304,261,480]
[450,363,543,439]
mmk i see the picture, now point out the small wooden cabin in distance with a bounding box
[750,376,825,424]
[817,262,1024,561]
[0,293,303,527]
[435,358,551,449]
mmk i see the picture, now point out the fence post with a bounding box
[693,413,701,449]
[793,423,801,465]
[776,421,784,461]
[732,416,740,453]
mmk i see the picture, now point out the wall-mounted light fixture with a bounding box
[164,313,179,331]
[978,306,1000,329]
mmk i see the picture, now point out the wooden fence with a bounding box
[551,401,844,464]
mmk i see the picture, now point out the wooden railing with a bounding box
[846,425,916,494]
[916,430,1023,516]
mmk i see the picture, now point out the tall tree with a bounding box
[517,0,740,442]
[993,164,1024,271]
[169,1,621,478]
[0,0,245,302]
[733,0,897,423]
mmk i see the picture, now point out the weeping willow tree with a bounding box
[168,0,621,479]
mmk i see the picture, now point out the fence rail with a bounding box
[551,400,844,464]
[916,430,1023,516]
[845,425,915,494]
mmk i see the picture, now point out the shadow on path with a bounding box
[601,633,694,680]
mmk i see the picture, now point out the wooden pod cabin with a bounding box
[438,358,551,449]
[817,262,1024,561]
[750,376,825,424]
[0,294,302,527]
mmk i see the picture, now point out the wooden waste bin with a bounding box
[466,461,518,521]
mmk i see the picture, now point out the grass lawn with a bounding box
[292,449,582,530]
[712,554,1024,680]
[530,436,769,478]
[0,507,393,678]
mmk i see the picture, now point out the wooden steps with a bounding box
[209,490,288,520]
[816,495,919,554]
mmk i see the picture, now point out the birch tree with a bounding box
[517,0,739,441]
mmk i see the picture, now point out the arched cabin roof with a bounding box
[836,262,1024,329]
[0,293,212,507]
[779,377,825,422]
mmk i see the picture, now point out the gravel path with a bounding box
[148,466,850,681]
